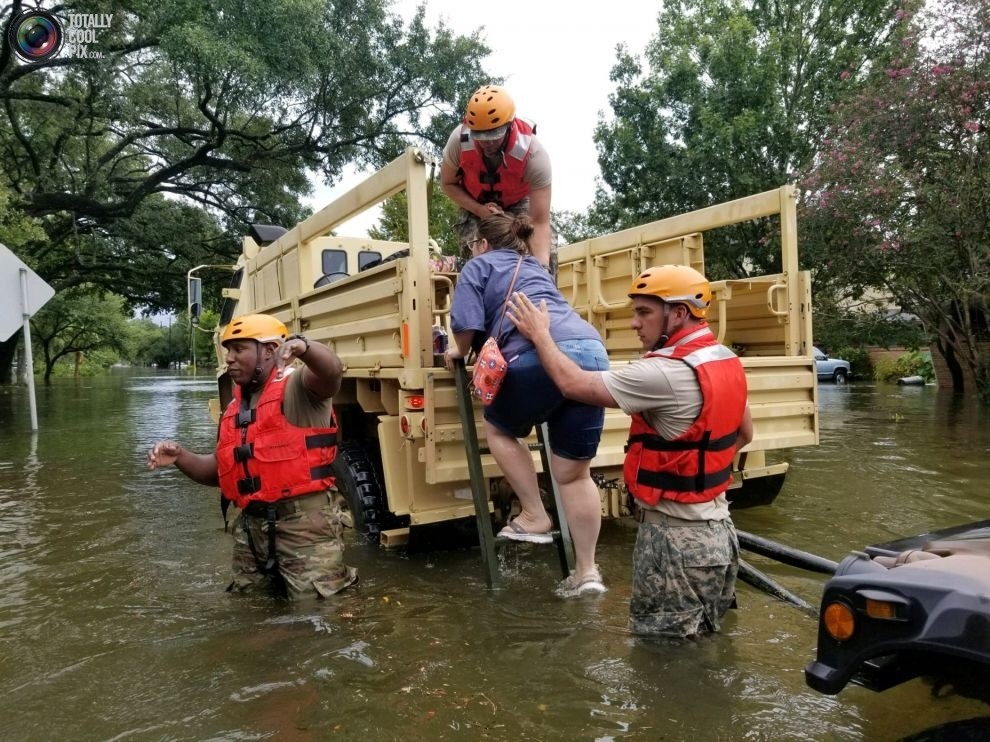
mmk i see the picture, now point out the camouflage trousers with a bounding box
[230,490,358,600]
[629,517,739,638]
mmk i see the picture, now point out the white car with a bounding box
[813,347,851,383]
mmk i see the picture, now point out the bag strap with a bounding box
[493,255,524,342]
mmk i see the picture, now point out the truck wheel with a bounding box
[332,441,386,545]
[833,368,848,384]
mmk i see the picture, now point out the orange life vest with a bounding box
[457,119,536,208]
[216,369,338,509]
[623,325,747,506]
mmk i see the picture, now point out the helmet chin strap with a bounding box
[653,303,672,350]
[240,341,269,394]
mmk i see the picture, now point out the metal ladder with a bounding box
[453,359,575,587]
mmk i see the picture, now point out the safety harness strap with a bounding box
[636,463,733,493]
[626,429,738,452]
[240,504,279,576]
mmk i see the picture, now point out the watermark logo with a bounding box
[7,9,63,62]
[7,7,112,62]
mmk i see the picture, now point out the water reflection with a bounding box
[0,372,987,739]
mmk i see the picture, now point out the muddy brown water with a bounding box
[1,372,988,740]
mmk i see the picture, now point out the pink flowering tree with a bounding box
[801,0,990,397]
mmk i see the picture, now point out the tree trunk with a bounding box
[0,335,19,385]
[934,336,965,392]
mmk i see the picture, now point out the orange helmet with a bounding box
[221,314,288,347]
[628,265,711,318]
[464,85,515,140]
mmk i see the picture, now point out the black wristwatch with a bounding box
[287,334,310,356]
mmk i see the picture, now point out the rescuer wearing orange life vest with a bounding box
[147,314,357,599]
[506,265,754,638]
[440,84,553,269]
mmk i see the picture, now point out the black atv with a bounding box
[805,519,990,705]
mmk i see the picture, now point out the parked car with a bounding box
[805,520,990,704]
[813,347,851,383]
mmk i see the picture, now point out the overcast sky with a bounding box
[309,0,662,231]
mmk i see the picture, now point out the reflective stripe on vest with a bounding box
[456,119,535,207]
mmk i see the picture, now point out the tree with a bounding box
[127,316,190,369]
[0,178,43,248]
[367,179,461,254]
[552,209,604,246]
[0,0,493,380]
[593,0,900,278]
[29,286,131,383]
[800,0,990,398]
[1,0,487,232]
[0,194,233,382]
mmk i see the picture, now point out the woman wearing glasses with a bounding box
[445,212,609,596]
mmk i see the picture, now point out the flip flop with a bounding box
[497,518,553,544]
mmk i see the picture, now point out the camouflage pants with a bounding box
[230,490,358,600]
[629,518,739,638]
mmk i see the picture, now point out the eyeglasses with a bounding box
[460,238,482,257]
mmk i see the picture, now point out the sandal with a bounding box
[496,517,553,544]
[559,566,607,597]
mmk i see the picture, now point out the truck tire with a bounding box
[332,441,386,545]
[833,368,848,384]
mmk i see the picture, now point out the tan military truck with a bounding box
[201,147,818,546]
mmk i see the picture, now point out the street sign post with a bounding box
[0,243,56,431]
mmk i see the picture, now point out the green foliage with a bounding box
[593,0,898,279]
[190,307,221,370]
[58,196,236,314]
[0,0,495,382]
[0,181,44,250]
[29,286,132,383]
[44,348,120,377]
[843,347,873,380]
[126,316,190,368]
[800,0,990,396]
[873,351,934,383]
[368,178,461,254]
[814,304,927,355]
[0,0,491,305]
[553,209,605,245]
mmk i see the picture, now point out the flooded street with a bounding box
[1,372,988,740]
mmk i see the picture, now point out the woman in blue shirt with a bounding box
[445,213,609,596]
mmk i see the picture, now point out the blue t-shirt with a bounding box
[450,249,602,361]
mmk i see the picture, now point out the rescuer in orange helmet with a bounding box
[440,84,554,270]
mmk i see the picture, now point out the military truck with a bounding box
[198,147,818,546]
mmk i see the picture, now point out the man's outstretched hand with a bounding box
[506,292,551,342]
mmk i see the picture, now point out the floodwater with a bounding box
[0,371,988,741]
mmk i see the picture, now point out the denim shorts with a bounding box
[484,338,608,460]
